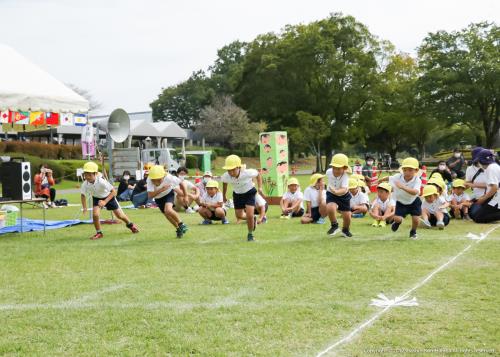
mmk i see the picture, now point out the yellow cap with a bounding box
[222,155,242,170]
[351,174,364,180]
[205,180,219,189]
[309,173,324,186]
[149,165,166,180]
[330,153,349,168]
[452,179,466,188]
[348,178,359,189]
[288,177,299,186]
[430,172,443,180]
[357,178,367,187]
[428,177,446,192]
[83,162,98,173]
[422,185,438,197]
[401,157,419,170]
[377,182,392,192]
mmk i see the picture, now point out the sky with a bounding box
[1,0,498,115]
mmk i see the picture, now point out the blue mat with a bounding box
[0,218,92,234]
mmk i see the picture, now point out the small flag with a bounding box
[12,111,29,125]
[0,111,10,123]
[45,112,60,125]
[60,112,74,126]
[29,111,45,126]
[74,113,87,126]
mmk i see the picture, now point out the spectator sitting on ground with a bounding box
[34,164,56,208]
[430,161,453,183]
[117,170,136,201]
[446,148,466,179]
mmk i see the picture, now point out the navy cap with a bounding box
[471,147,484,163]
[477,149,495,165]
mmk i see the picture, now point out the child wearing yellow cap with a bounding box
[348,178,370,218]
[198,180,228,225]
[301,173,327,224]
[381,157,422,239]
[280,178,304,219]
[147,165,188,238]
[221,155,264,242]
[326,153,353,237]
[80,162,139,240]
[420,185,450,229]
[449,179,471,220]
[369,182,395,227]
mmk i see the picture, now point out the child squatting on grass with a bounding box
[280,178,304,219]
[80,162,139,240]
[198,180,229,225]
[449,179,471,220]
[348,178,370,218]
[420,184,450,229]
[147,165,188,238]
[326,153,353,237]
[301,173,327,224]
[369,182,396,227]
[221,155,265,242]
[380,157,422,240]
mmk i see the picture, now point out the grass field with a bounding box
[0,178,498,356]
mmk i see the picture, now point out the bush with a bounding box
[0,141,82,159]
[185,155,198,169]
[0,154,65,183]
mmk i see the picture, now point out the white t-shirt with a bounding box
[388,174,422,205]
[201,191,223,211]
[81,176,114,198]
[350,190,370,208]
[303,186,327,208]
[221,169,258,194]
[484,163,500,207]
[449,192,470,203]
[371,197,396,214]
[147,174,181,199]
[422,196,448,214]
[282,190,304,209]
[196,181,207,197]
[255,193,267,207]
[325,168,349,194]
[465,165,487,199]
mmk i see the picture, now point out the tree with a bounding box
[209,40,248,95]
[150,70,214,128]
[197,96,265,152]
[66,83,102,113]
[418,22,500,147]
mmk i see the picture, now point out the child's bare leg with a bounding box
[393,215,403,224]
[93,206,101,231]
[435,211,444,221]
[327,203,338,224]
[245,205,255,232]
[198,207,210,219]
[164,204,181,227]
[301,216,313,224]
[411,215,419,230]
[421,208,429,221]
[369,207,381,220]
[341,211,351,230]
[113,208,131,225]
[235,208,246,223]
[214,207,226,219]
[319,203,327,218]
[257,205,266,223]
[462,206,469,216]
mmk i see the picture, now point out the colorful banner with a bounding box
[29,111,45,126]
[60,112,74,126]
[259,131,289,197]
[74,113,87,126]
[12,111,29,125]
[45,112,59,125]
[0,111,10,124]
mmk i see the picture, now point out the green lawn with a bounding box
[0,179,498,356]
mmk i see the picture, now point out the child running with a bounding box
[369,182,395,227]
[221,155,264,241]
[147,165,188,238]
[80,162,139,240]
[384,157,422,239]
[326,153,353,237]
[280,178,304,219]
[301,173,327,224]
[198,180,229,224]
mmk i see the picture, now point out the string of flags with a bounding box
[0,110,87,127]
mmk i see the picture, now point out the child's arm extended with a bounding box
[81,194,87,214]
[256,172,265,197]
[148,184,169,199]
[222,182,228,202]
[98,189,116,208]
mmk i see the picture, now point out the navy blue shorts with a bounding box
[291,208,305,217]
[395,197,422,218]
[155,191,175,213]
[326,191,352,212]
[209,208,227,221]
[93,196,119,211]
[233,187,257,210]
[311,207,322,222]
[429,213,450,226]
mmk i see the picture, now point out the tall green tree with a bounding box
[150,70,214,128]
[418,22,500,147]
[209,41,248,95]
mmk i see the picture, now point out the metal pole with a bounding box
[107,133,113,183]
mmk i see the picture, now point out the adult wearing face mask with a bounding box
[196,171,213,198]
[117,170,136,201]
[446,149,465,179]
[430,161,453,183]
[362,156,375,185]
[471,149,500,223]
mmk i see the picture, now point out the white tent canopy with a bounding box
[0,44,89,113]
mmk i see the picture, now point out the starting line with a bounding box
[315,224,500,357]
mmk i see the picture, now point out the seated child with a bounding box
[198,180,228,224]
[280,178,304,219]
[449,179,471,220]
[174,167,200,213]
[349,178,370,218]
[369,182,395,227]
[420,185,450,229]
[301,173,327,224]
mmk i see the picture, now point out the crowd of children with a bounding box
[79,146,500,241]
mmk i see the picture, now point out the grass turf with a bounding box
[0,183,498,356]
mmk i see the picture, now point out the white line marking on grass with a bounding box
[316,224,500,357]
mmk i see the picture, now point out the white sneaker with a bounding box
[419,218,432,228]
[185,207,195,214]
[436,221,445,230]
[192,204,200,212]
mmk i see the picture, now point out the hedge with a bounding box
[0,141,82,160]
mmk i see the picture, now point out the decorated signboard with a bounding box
[259,131,289,198]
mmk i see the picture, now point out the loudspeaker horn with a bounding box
[95,108,130,143]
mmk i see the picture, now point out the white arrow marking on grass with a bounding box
[370,293,418,308]
[316,224,500,357]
